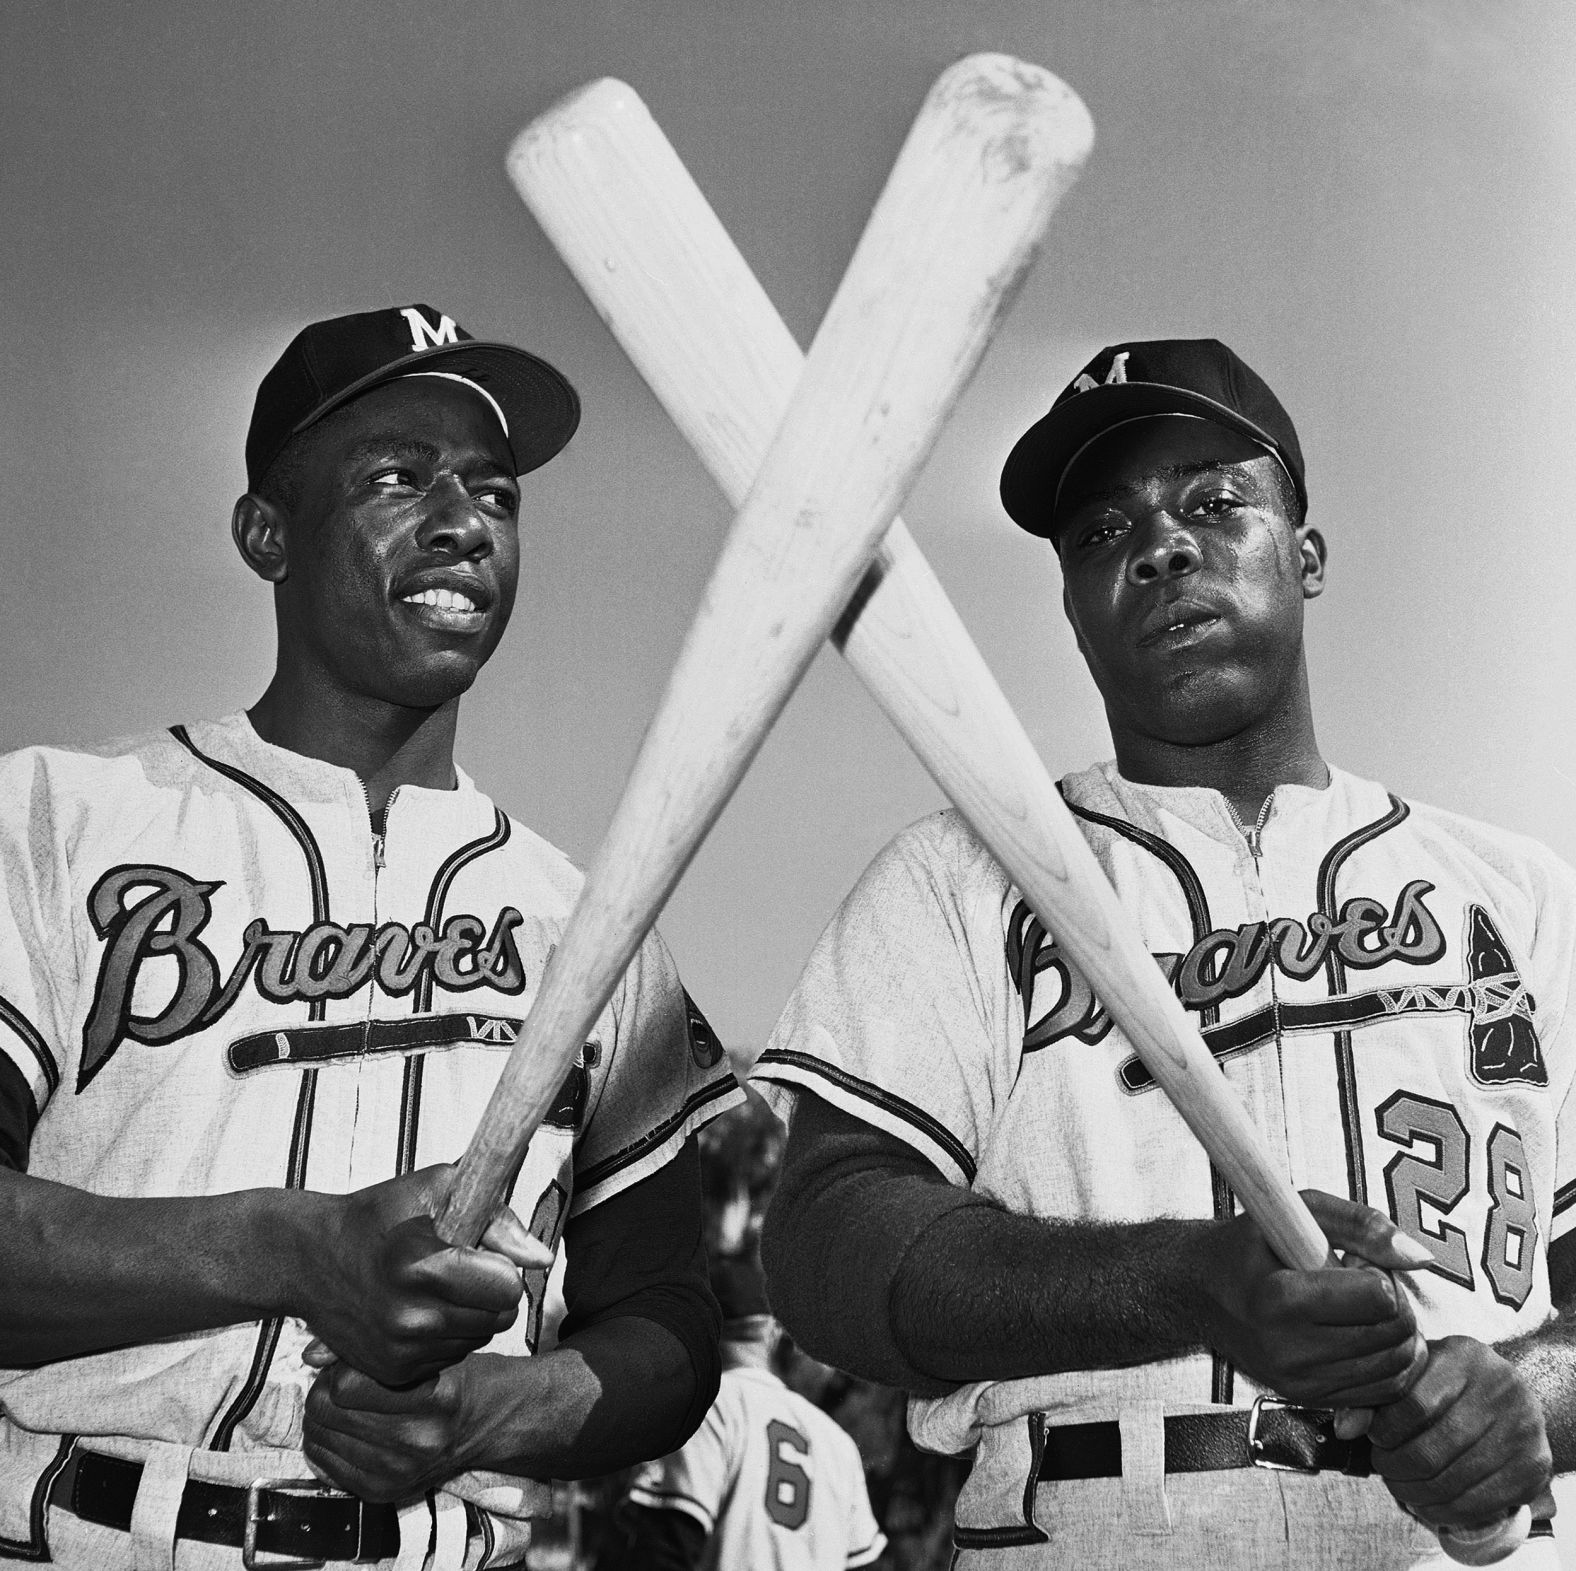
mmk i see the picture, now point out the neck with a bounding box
[1108,670,1328,825]
[248,675,461,831]
[720,1336,775,1373]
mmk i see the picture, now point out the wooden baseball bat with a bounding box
[505,77,1529,1565]
[436,54,1094,1245]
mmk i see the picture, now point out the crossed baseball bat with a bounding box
[430,57,1526,1564]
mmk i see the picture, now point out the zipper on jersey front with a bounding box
[1239,793,1273,863]
[1227,794,1288,1137]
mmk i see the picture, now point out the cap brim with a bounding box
[1000,382,1297,540]
[292,339,581,477]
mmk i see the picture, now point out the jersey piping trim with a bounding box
[169,724,333,944]
[0,1432,72,1560]
[415,808,510,1013]
[397,1055,426,1176]
[624,1485,716,1533]
[1555,1179,1576,1220]
[754,1049,978,1186]
[0,996,58,1100]
[402,808,511,1175]
[210,1065,318,1451]
[1062,794,1215,956]
[1319,793,1410,1207]
[171,725,337,1450]
[572,1077,742,1214]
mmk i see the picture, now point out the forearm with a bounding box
[462,1318,700,1478]
[892,1200,1216,1384]
[762,1092,1214,1392]
[0,1168,312,1362]
[1503,1315,1576,1472]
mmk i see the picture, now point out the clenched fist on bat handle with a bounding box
[1210,1192,1554,1534]
[1368,1336,1555,1533]
[286,1165,541,1389]
[1196,1191,1432,1412]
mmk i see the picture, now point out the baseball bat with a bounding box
[436,55,1094,1245]
[505,77,1528,1566]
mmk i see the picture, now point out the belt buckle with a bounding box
[1246,1395,1320,1474]
[242,1476,336,1571]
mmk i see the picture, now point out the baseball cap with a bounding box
[999,338,1306,541]
[245,303,581,489]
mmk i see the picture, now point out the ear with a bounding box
[232,493,290,584]
[1295,521,1326,600]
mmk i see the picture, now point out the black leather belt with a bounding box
[1036,1398,1372,1482]
[56,1450,401,1568]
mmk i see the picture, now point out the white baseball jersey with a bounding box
[627,1365,885,1570]
[0,713,742,1563]
[756,763,1576,1568]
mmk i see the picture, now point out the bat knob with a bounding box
[1437,1505,1533,1566]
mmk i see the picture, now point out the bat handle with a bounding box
[1436,1507,1532,1565]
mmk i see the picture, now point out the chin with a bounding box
[374,658,484,712]
[1128,672,1260,746]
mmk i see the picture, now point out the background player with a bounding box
[755,339,1575,1567]
[618,1249,885,1569]
[0,304,740,1569]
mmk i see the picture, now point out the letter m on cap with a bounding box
[399,307,460,352]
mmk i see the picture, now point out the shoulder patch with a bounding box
[684,991,725,1069]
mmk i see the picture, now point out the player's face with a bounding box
[1054,417,1324,749]
[277,379,522,711]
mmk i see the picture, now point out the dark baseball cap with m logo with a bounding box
[999,338,1306,541]
[245,303,581,489]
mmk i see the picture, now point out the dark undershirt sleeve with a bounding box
[1548,1232,1576,1310]
[608,1503,708,1571]
[761,1090,996,1393]
[559,1137,721,1437]
[0,1054,36,1171]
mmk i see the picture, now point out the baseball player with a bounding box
[619,1254,886,1571]
[754,339,1576,1568]
[0,304,742,1570]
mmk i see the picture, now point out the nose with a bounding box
[1127,512,1201,586]
[417,476,493,557]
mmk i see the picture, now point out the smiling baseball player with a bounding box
[0,304,741,1570]
[755,340,1576,1567]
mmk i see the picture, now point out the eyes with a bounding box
[1066,486,1247,554]
[366,466,519,517]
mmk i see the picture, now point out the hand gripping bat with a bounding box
[501,75,1530,1567]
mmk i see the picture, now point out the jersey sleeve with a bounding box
[0,751,76,1167]
[754,816,1015,1188]
[1531,846,1576,1246]
[572,926,744,1214]
[842,1466,887,1569]
[625,1386,738,1535]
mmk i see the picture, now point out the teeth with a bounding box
[402,587,478,613]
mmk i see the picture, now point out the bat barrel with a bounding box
[442,56,1094,1245]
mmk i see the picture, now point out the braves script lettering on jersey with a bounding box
[756,763,1576,1567]
[627,1365,886,1570]
[0,713,741,1563]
